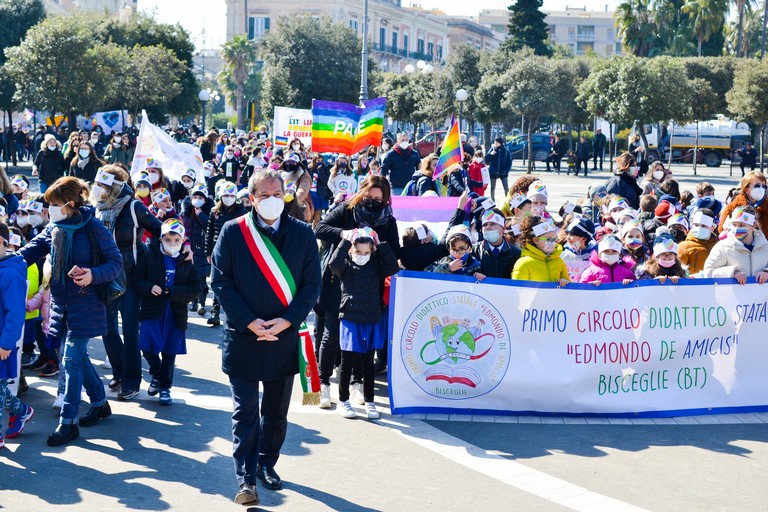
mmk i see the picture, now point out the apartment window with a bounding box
[248,17,270,40]
[577,25,595,41]
[605,44,613,55]
[349,19,358,32]
[568,27,575,41]
[437,44,443,59]
[615,42,623,54]
[417,38,424,54]
[379,27,386,48]
[427,41,434,57]
[403,34,409,53]
[576,41,594,55]
[606,28,614,41]
[392,31,398,51]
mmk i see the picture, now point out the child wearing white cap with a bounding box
[703,205,768,284]
[579,235,636,286]
[511,216,569,285]
[133,219,202,405]
[639,235,687,283]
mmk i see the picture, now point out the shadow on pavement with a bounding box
[429,422,768,460]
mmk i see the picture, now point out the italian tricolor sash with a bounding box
[237,214,321,405]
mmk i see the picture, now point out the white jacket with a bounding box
[703,231,768,278]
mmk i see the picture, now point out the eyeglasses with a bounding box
[537,237,557,243]
[451,246,470,254]
[753,184,767,189]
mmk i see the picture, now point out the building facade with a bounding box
[477,6,622,56]
[44,0,137,18]
[224,0,451,73]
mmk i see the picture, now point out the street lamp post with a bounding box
[198,89,210,131]
[359,0,369,104]
[455,88,468,135]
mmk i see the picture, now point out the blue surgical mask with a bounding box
[482,229,501,244]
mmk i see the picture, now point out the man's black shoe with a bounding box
[256,465,283,490]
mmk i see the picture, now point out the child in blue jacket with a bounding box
[0,222,34,447]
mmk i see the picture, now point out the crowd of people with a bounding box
[0,121,764,506]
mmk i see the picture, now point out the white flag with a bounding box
[130,110,203,182]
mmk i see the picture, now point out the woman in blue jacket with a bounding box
[20,177,123,447]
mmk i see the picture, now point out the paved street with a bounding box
[2,159,767,512]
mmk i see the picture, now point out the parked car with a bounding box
[505,134,552,162]
[414,131,446,158]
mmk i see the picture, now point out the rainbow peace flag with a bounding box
[433,114,463,181]
[311,97,386,155]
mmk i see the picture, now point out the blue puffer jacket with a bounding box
[0,254,28,380]
[20,206,123,339]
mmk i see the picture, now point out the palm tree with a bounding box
[682,0,728,56]
[734,0,756,56]
[221,35,257,130]
[615,0,659,56]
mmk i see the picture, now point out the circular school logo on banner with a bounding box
[400,292,511,400]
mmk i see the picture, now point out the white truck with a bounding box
[631,117,752,167]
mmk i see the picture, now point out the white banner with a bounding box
[272,106,312,148]
[389,271,768,417]
[130,110,203,182]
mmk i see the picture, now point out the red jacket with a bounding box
[467,162,486,195]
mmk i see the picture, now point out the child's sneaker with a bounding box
[38,361,59,377]
[365,402,381,420]
[52,394,64,409]
[350,383,365,405]
[147,378,160,396]
[318,384,331,409]
[6,404,34,439]
[337,400,356,419]
[159,389,172,406]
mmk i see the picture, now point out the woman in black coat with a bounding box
[33,135,65,193]
[69,141,104,184]
[93,165,163,400]
[605,152,644,210]
[314,175,400,396]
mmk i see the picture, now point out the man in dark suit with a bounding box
[592,128,607,170]
[211,170,321,506]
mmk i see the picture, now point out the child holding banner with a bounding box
[427,226,482,276]
[639,236,687,283]
[579,235,636,286]
[703,206,768,284]
[329,227,399,420]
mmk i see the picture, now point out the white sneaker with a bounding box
[337,400,356,419]
[350,383,365,405]
[52,393,64,409]
[365,402,381,420]
[318,384,331,409]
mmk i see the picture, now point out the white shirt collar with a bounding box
[256,213,281,232]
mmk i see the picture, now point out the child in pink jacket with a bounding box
[579,235,636,286]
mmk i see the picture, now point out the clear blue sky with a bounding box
[138,0,621,51]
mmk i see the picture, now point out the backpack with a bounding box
[401,179,419,196]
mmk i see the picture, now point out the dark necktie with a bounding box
[492,247,500,258]
[264,226,276,237]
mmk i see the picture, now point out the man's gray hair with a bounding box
[248,170,284,196]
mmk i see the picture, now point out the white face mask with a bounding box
[162,242,182,257]
[221,196,236,207]
[257,196,285,220]
[49,205,68,223]
[149,172,160,185]
[382,143,390,151]
[541,241,556,254]
[113,142,121,148]
[751,186,766,202]
[292,144,301,151]
[92,186,107,202]
[191,198,205,208]
[47,144,57,151]
[351,254,370,266]
[16,215,29,228]
[532,205,546,217]
[79,149,90,158]
[653,170,664,180]
[182,179,194,189]
[474,157,483,163]
[28,214,43,228]
[600,253,619,265]
[399,141,409,150]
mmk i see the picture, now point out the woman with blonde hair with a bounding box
[718,171,768,236]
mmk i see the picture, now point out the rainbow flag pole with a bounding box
[433,114,463,181]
